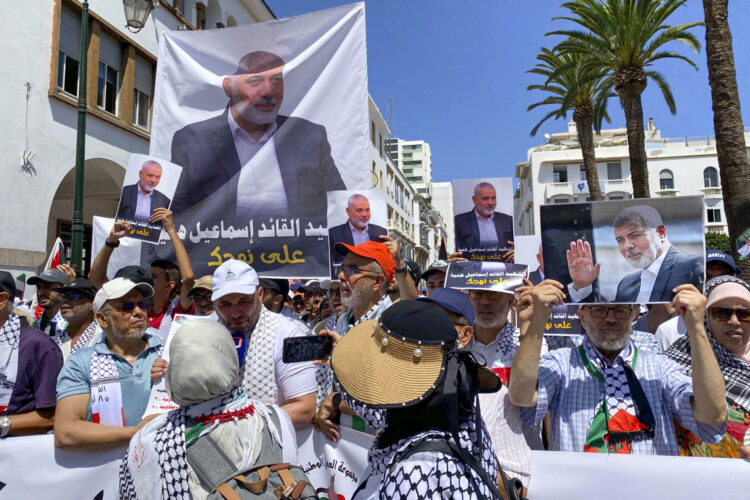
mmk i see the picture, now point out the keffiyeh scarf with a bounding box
[665,275,750,412]
[241,307,277,403]
[54,320,98,354]
[0,315,21,412]
[580,335,654,453]
[119,389,273,500]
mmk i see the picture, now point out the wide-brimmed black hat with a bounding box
[332,300,500,409]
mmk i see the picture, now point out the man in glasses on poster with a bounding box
[169,50,346,224]
[567,205,703,303]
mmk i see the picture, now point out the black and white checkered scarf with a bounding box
[665,275,750,412]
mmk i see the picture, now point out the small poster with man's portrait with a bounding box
[735,226,750,262]
[540,196,705,304]
[327,190,388,278]
[114,154,182,244]
[146,3,368,278]
[452,177,514,261]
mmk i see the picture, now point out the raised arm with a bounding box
[88,221,132,288]
[151,208,194,310]
[380,235,418,300]
[509,279,565,407]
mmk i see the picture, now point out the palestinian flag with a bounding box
[44,237,64,271]
[13,273,25,299]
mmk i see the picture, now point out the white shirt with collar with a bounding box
[349,221,370,246]
[135,186,153,221]
[474,209,499,245]
[634,245,670,303]
[229,111,289,220]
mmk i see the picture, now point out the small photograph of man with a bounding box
[452,178,514,253]
[736,228,750,261]
[115,160,171,223]
[169,50,346,223]
[557,198,704,304]
[327,191,388,278]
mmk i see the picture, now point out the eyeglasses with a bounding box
[467,290,504,301]
[586,305,633,319]
[109,300,150,314]
[340,265,381,279]
[61,293,88,302]
[709,307,750,323]
[191,293,212,303]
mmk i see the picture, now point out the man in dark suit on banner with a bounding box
[116,160,171,223]
[329,193,387,271]
[169,50,346,224]
[454,182,513,251]
[566,205,703,303]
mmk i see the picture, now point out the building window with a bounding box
[704,167,719,188]
[707,209,722,223]
[609,195,624,200]
[215,22,225,29]
[579,165,586,181]
[97,62,118,113]
[553,198,569,204]
[607,162,622,180]
[553,165,568,183]
[133,89,151,129]
[659,169,674,190]
[196,3,206,30]
[57,51,79,96]
[379,134,383,157]
[173,0,186,13]
[371,161,377,187]
[371,121,376,146]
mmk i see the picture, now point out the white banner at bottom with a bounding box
[1,434,749,499]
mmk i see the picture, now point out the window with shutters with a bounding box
[57,5,81,96]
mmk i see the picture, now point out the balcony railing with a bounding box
[701,187,723,198]
[545,182,573,199]
[603,179,632,194]
[656,189,680,197]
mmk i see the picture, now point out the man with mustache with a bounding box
[115,160,171,223]
[169,50,345,224]
[27,268,69,337]
[329,194,387,275]
[566,205,703,303]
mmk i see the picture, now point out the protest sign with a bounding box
[541,196,705,304]
[146,3,369,278]
[445,261,527,293]
[327,190,388,278]
[452,177,514,260]
[295,426,373,499]
[113,154,182,244]
[736,226,750,262]
[91,216,142,279]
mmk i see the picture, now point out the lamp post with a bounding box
[69,0,157,270]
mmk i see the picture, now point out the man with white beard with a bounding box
[566,205,703,303]
[115,161,171,223]
[169,50,345,223]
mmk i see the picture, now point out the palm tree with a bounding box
[703,0,750,278]
[527,48,615,200]
[549,0,702,198]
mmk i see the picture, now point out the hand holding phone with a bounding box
[282,335,333,363]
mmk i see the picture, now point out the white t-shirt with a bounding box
[270,314,318,406]
[655,315,687,352]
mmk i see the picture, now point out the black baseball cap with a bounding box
[53,277,97,299]
[114,265,154,287]
[402,259,422,285]
[259,278,290,298]
[0,271,16,299]
[27,268,70,286]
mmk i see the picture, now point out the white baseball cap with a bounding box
[212,259,259,302]
[93,277,154,313]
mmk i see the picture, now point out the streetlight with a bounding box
[69,1,157,271]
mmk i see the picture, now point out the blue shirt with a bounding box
[518,340,726,455]
[56,330,162,427]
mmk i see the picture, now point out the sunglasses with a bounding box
[709,307,750,323]
[467,290,504,301]
[61,292,90,302]
[586,305,633,319]
[110,300,150,313]
[191,293,212,303]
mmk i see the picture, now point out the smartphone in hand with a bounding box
[282,336,333,363]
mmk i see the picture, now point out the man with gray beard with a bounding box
[170,50,345,223]
[566,205,703,303]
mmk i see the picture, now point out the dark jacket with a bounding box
[170,109,345,224]
[614,245,703,303]
[116,184,171,222]
[454,210,514,250]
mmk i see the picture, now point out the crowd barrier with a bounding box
[1,431,748,499]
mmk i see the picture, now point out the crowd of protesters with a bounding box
[0,208,749,499]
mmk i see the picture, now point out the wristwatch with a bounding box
[395,265,407,274]
[0,416,12,437]
[104,239,120,248]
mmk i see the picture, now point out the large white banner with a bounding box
[2,435,748,499]
[146,3,369,278]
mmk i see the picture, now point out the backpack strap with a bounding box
[389,439,526,500]
[185,418,239,492]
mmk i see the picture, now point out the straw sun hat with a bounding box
[331,300,500,409]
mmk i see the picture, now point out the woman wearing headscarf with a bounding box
[666,275,750,457]
[118,319,304,499]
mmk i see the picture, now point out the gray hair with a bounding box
[140,160,162,173]
[473,182,496,197]
[347,193,369,209]
[613,205,663,230]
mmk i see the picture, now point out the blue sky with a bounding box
[266,0,750,183]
